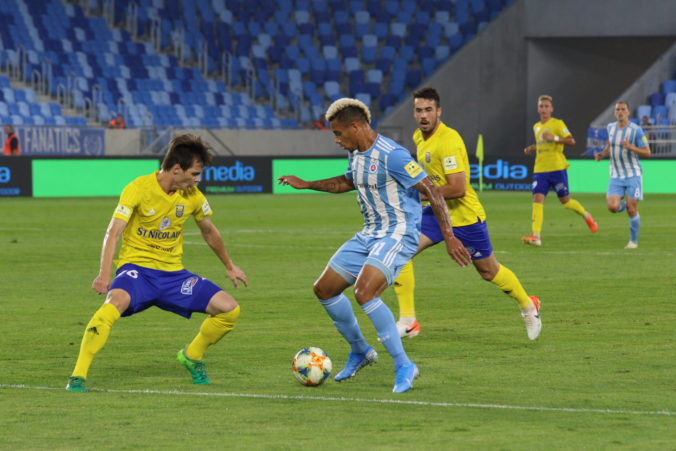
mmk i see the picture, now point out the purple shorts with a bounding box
[420,206,493,260]
[109,263,222,318]
[532,170,570,198]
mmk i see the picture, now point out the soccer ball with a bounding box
[292,347,332,386]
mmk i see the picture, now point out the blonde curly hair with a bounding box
[325,97,372,124]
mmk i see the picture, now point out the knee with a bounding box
[313,281,332,301]
[353,285,375,305]
[479,270,494,282]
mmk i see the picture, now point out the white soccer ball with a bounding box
[292,347,332,386]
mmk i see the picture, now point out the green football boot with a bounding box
[65,376,88,392]
[176,349,210,385]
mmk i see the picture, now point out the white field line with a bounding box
[1,384,672,417]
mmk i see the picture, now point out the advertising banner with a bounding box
[199,157,272,194]
[0,157,31,197]
[2,126,106,156]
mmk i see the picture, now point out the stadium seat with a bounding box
[636,105,651,121]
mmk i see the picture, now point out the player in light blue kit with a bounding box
[595,101,651,248]
[278,98,470,393]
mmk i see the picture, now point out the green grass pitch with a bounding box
[1,192,674,449]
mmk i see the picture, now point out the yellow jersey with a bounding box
[532,117,572,173]
[413,122,486,227]
[112,172,213,271]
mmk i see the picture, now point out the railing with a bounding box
[586,125,676,158]
[645,125,676,157]
[125,2,139,40]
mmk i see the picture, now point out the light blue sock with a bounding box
[319,294,369,354]
[629,214,640,243]
[616,200,627,213]
[361,298,411,368]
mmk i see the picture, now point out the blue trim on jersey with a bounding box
[345,134,426,239]
[607,122,646,178]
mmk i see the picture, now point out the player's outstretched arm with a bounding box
[92,217,127,294]
[277,174,355,193]
[414,177,470,267]
[197,217,248,288]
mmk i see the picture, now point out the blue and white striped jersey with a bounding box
[345,134,427,239]
[606,121,648,178]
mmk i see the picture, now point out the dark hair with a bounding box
[617,100,630,110]
[161,134,213,170]
[413,87,440,107]
[328,105,369,124]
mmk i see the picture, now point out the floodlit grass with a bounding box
[1,192,674,449]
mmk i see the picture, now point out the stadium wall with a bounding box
[104,129,343,156]
[379,0,676,158]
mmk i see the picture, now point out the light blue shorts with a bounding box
[328,232,419,286]
[608,176,643,200]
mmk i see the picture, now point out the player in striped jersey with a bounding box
[278,98,470,393]
[595,101,651,248]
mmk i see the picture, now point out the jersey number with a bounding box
[118,269,139,279]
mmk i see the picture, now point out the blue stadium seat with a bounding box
[636,105,651,120]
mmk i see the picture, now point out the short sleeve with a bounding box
[344,154,354,180]
[387,148,427,189]
[112,182,139,222]
[438,133,467,175]
[192,188,213,222]
[635,127,648,148]
[559,120,572,138]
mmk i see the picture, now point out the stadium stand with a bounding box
[0,0,512,129]
[634,76,676,125]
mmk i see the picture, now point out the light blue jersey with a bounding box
[607,121,648,178]
[345,134,427,239]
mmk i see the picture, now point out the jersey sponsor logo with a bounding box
[175,205,185,218]
[368,162,378,174]
[136,226,180,240]
[115,204,131,218]
[443,156,457,171]
[404,161,423,178]
[181,276,199,295]
[201,200,212,216]
[159,217,171,230]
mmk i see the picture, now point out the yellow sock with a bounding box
[394,260,416,319]
[532,202,544,236]
[186,305,240,360]
[490,264,532,309]
[563,198,587,217]
[72,303,121,379]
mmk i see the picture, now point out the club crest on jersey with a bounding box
[181,276,199,295]
[368,162,378,174]
[176,205,185,218]
[159,217,171,230]
[425,152,431,163]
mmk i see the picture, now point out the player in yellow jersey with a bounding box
[522,95,597,247]
[66,134,247,392]
[393,87,541,341]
